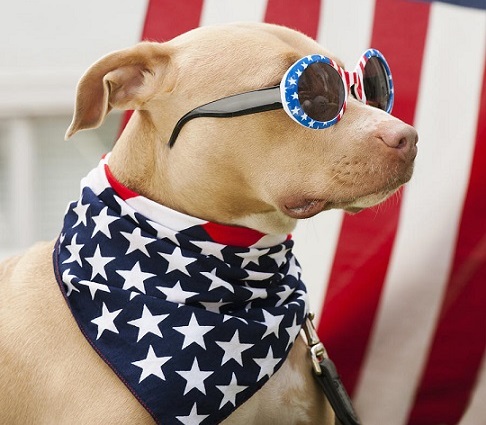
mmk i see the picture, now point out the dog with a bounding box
[0,22,417,425]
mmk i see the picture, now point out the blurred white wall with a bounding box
[0,1,148,258]
[0,0,148,117]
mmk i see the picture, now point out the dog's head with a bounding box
[66,23,417,234]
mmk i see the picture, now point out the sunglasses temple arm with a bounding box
[168,86,282,148]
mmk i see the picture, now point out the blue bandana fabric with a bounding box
[54,156,309,425]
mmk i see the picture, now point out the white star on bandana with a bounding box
[117,262,156,294]
[121,227,155,256]
[253,346,281,381]
[176,358,213,395]
[85,245,115,280]
[78,279,110,300]
[201,269,236,293]
[72,200,89,228]
[216,373,247,409]
[91,302,122,340]
[127,305,168,342]
[92,207,118,238]
[160,246,197,275]
[61,269,80,297]
[173,314,215,350]
[63,233,84,266]
[157,281,198,304]
[175,404,209,425]
[216,330,254,367]
[132,345,171,383]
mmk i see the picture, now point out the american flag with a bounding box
[121,1,485,424]
[55,155,308,425]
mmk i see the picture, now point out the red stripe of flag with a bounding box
[264,0,322,39]
[119,0,204,132]
[142,0,204,42]
[317,0,430,396]
[407,62,486,425]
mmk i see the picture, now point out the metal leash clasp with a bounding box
[302,312,327,375]
[303,312,362,425]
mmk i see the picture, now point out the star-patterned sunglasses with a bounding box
[168,49,394,147]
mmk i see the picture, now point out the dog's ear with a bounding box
[65,42,170,139]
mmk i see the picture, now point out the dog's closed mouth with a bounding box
[282,198,328,219]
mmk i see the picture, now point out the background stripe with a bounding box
[317,0,430,397]
[459,352,486,425]
[293,0,377,321]
[143,0,203,41]
[353,3,486,424]
[293,212,343,320]
[200,0,267,26]
[265,0,322,39]
[408,39,486,425]
[316,0,376,66]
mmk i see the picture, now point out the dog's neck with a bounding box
[108,111,298,235]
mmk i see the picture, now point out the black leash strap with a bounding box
[303,314,361,425]
[314,356,361,425]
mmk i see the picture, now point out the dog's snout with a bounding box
[375,121,418,157]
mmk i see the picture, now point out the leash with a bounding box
[303,313,361,425]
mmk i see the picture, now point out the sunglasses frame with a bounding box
[168,49,393,147]
[353,48,394,114]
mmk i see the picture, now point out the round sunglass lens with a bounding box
[298,63,345,122]
[363,57,390,111]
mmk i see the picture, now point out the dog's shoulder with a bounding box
[0,240,59,332]
[0,252,21,282]
[0,240,55,285]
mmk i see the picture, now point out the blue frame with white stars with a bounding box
[280,54,348,130]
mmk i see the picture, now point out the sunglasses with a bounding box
[168,49,394,147]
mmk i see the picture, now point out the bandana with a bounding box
[54,155,308,425]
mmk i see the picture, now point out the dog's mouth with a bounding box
[282,198,329,219]
[281,188,399,219]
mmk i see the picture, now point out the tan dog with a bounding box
[0,23,417,425]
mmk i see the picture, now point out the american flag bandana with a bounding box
[53,155,309,425]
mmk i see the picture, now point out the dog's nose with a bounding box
[376,121,418,152]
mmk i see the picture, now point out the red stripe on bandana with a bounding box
[104,164,139,200]
[317,0,430,396]
[202,222,267,248]
[407,59,486,425]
